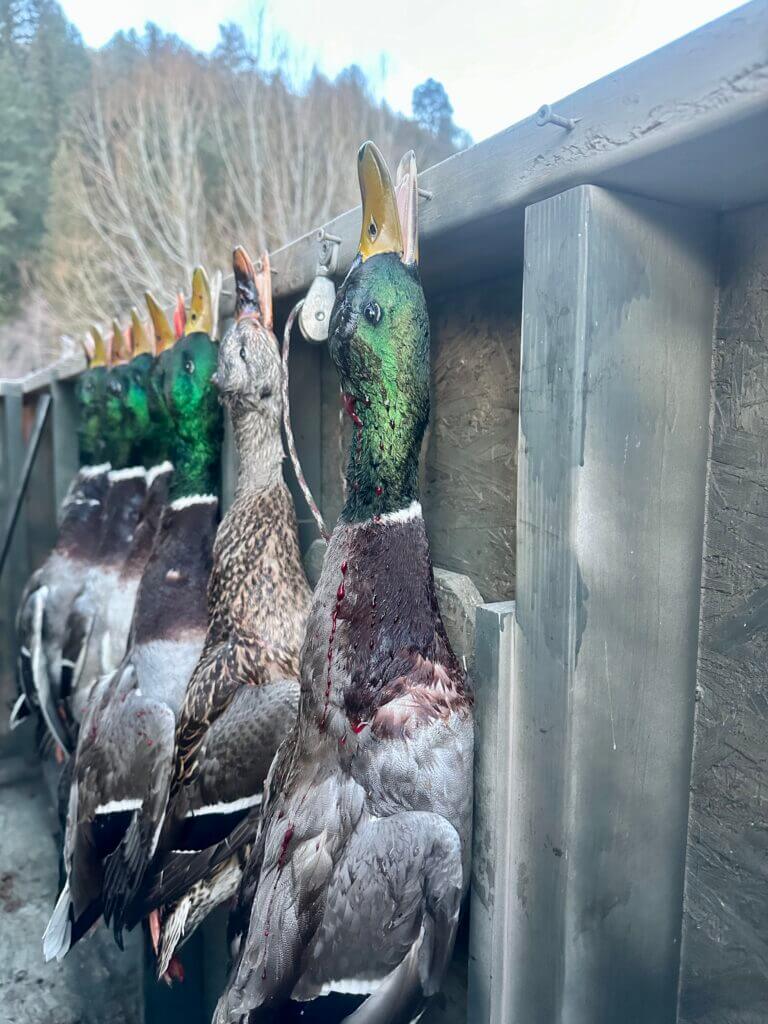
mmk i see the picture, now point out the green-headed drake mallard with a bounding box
[56,317,156,727]
[96,303,179,693]
[214,145,473,1024]
[131,247,312,977]
[12,326,123,753]
[44,267,223,962]
[59,298,189,720]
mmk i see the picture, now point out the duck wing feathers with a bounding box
[66,664,176,943]
[19,584,76,753]
[131,676,297,919]
[172,634,299,793]
[214,736,465,1024]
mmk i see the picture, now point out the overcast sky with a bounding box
[59,0,745,142]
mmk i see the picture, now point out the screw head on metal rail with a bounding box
[536,103,580,131]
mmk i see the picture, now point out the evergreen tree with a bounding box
[0,0,85,317]
[412,77,470,149]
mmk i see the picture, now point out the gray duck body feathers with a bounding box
[216,507,473,1023]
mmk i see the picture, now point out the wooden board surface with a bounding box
[678,201,768,1024]
[514,185,715,1024]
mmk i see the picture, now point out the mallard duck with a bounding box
[144,293,178,454]
[124,307,172,467]
[57,464,148,736]
[58,304,182,711]
[214,144,474,1024]
[12,465,112,748]
[129,247,312,976]
[44,267,223,962]
[87,307,178,693]
[75,329,112,466]
[12,327,117,747]
[102,319,140,470]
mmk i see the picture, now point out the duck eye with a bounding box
[184,358,195,374]
[239,346,247,361]
[363,301,382,326]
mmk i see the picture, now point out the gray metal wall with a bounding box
[678,200,768,1023]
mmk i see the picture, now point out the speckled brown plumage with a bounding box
[173,480,310,788]
[128,251,313,962]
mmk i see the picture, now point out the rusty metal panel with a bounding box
[513,185,715,1024]
[678,201,768,1023]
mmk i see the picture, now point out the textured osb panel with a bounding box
[422,275,520,602]
[318,275,520,603]
[679,203,768,1024]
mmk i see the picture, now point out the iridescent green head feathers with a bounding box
[328,143,426,522]
[76,327,110,463]
[153,268,222,498]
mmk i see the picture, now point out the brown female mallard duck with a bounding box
[117,248,313,973]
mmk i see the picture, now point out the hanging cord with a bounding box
[282,299,329,541]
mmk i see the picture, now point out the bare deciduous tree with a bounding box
[43,34,458,339]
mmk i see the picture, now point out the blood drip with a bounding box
[167,955,185,984]
[278,825,295,869]
[320,559,348,730]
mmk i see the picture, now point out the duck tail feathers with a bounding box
[43,883,73,962]
[102,812,149,949]
[156,896,191,979]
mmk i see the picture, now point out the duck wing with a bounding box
[97,684,178,946]
[18,584,77,754]
[12,572,44,729]
[215,764,463,1024]
[129,663,298,954]
[173,633,299,791]
[171,676,298,847]
[59,589,94,706]
[44,663,177,958]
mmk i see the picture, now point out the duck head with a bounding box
[76,327,109,464]
[216,247,283,492]
[217,248,280,421]
[153,268,222,498]
[145,291,177,449]
[328,142,427,520]
[103,318,140,469]
[122,308,170,465]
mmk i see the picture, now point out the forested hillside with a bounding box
[0,2,466,376]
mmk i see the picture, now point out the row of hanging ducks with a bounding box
[13,143,474,1024]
